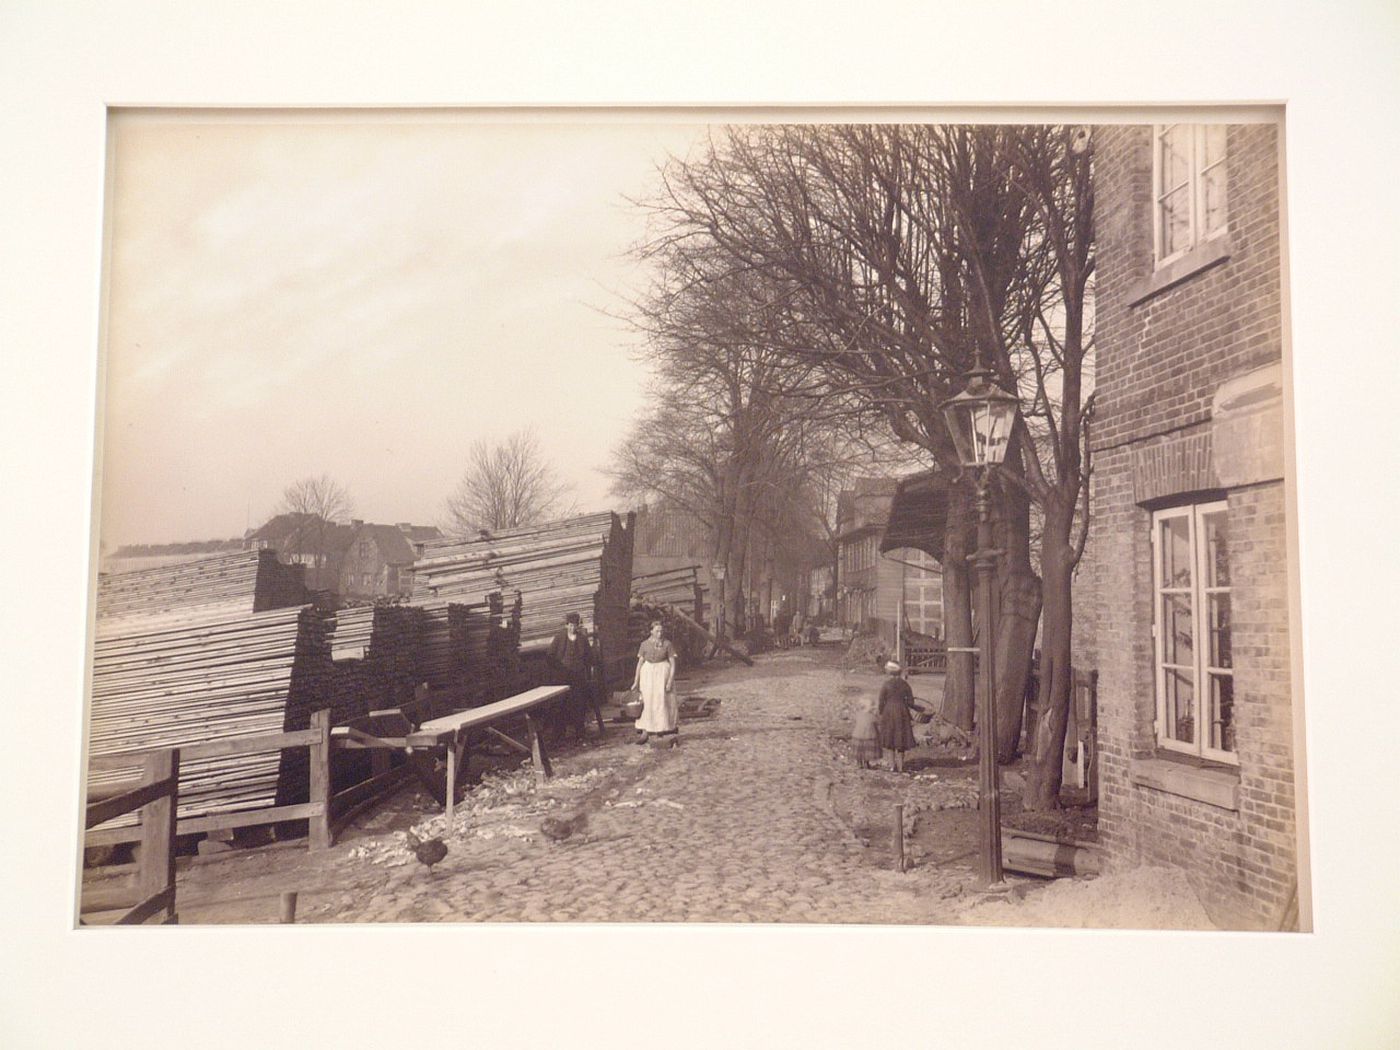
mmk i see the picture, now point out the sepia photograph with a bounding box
[6,3,1399,1048]
[79,111,1305,932]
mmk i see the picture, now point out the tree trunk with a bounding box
[994,572,1041,761]
[1023,506,1075,812]
[760,533,775,624]
[993,478,1041,762]
[721,469,754,636]
[940,485,975,732]
[712,484,735,639]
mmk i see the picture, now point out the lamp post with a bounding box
[941,366,1021,887]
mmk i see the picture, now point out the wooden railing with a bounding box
[85,710,334,851]
[903,637,959,673]
[83,749,180,924]
[326,707,414,840]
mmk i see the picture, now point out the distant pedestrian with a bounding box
[630,620,678,746]
[774,608,793,649]
[849,690,881,769]
[547,612,593,742]
[877,660,917,773]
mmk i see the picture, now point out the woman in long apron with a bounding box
[630,620,679,746]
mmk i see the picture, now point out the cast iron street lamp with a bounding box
[941,367,1020,887]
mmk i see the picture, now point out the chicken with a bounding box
[539,811,589,844]
[405,829,449,870]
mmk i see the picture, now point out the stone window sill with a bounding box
[1128,235,1233,306]
[1130,754,1240,811]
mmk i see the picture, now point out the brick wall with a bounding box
[1074,123,1299,929]
[1227,481,1298,921]
[1093,124,1284,451]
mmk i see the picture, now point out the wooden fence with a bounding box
[85,708,415,856]
[83,750,180,924]
[86,711,334,849]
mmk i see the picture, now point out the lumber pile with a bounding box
[95,548,308,620]
[406,592,522,706]
[413,600,482,694]
[327,604,425,719]
[412,511,634,686]
[464,590,523,701]
[631,565,705,625]
[88,604,332,829]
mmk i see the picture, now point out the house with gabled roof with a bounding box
[338,521,443,598]
[244,512,354,592]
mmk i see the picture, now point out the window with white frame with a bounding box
[1152,501,1235,762]
[1154,124,1228,266]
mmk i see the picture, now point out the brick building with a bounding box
[1074,122,1303,929]
[244,512,354,592]
[337,521,442,599]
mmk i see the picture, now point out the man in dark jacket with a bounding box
[547,612,594,742]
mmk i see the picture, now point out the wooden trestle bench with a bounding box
[332,684,571,828]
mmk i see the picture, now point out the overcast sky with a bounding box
[97,114,711,547]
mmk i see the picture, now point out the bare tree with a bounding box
[632,124,1095,809]
[277,473,354,577]
[611,253,861,635]
[444,428,576,535]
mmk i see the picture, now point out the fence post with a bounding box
[309,709,332,850]
[138,748,179,921]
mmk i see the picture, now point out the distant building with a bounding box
[805,564,835,623]
[337,521,443,599]
[245,514,441,598]
[835,478,943,646]
[632,504,714,576]
[1074,123,1300,929]
[244,512,354,592]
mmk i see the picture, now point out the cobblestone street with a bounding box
[332,648,973,924]
[145,648,997,925]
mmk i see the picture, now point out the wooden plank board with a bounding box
[85,775,178,830]
[115,886,177,926]
[408,685,569,742]
[82,800,327,847]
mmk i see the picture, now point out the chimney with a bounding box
[397,522,411,532]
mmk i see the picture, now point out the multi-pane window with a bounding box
[1152,501,1235,762]
[1154,124,1228,265]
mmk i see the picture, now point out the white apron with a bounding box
[635,659,678,733]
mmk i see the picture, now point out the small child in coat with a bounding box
[850,690,882,769]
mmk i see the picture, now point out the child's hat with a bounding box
[885,660,902,673]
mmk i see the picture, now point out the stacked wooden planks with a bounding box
[402,592,524,707]
[452,591,523,703]
[96,549,308,620]
[88,604,332,829]
[413,600,480,693]
[413,511,634,686]
[326,604,424,722]
[631,565,705,625]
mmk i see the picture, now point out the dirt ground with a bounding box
[81,646,1216,929]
